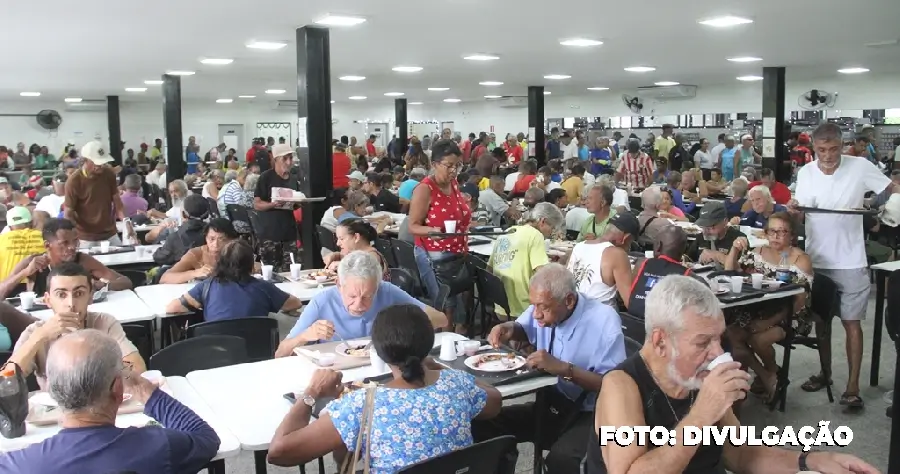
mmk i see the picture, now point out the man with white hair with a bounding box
[587,275,877,474]
[0,329,220,473]
[217,168,248,217]
[478,263,625,473]
[730,185,786,228]
[636,186,671,246]
[577,183,617,241]
[276,251,447,356]
[146,162,166,188]
[789,122,899,411]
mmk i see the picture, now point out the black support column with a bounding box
[106,95,122,165]
[761,67,787,182]
[527,86,546,166]
[162,74,184,183]
[395,98,408,159]
[296,25,332,268]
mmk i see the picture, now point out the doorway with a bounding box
[368,123,389,148]
[218,124,244,158]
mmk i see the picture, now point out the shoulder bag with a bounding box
[339,384,377,474]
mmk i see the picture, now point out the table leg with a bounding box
[533,389,547,474]
[888,348,900,474]
[870,270,886,387]
[206,459,226,474]
[161,318,172,349]
[254,450,269,474]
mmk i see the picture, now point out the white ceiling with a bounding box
[4,0,900,104]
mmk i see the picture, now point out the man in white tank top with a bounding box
[566,213,640,306]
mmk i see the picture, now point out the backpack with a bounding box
[255,147,271,171]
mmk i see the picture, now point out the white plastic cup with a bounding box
[100,241,110,253]
[730,276,744,293]
[706,352,734,371]
[261,265,274,281]
[750,273,764,290]
[369,349,387,373]
[444,220,457,234]
[19,292,35,310]
[644,250,654,259]
[709,278,720,293]
[439,339,457,361]
[459,340,481,357]
[290,263,303,280]
[739,225,752,235]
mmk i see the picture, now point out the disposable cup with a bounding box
[261,265,274,281]
[730,276,743,293]
[750,273,763,290]
[19,292,35,310]
[444,220,457,234]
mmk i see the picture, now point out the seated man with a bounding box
[476,263,626,472]
[160,218,240,284]
[478,176,520,226]
[577,183,617,241]
[0,207,45,281]
[6,262,146,390]
[567,213,638,306]
[629,225,693,318]
[636,186,672,247]
[0,329,219,473]
[587,275,877,474]
[731,185,787,229]
[0,218,132,298]
[689,201,746,268]
[275,251,447,357]
[152,194,210,267]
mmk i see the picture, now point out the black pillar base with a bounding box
[162,74,184,183]
[395,99,408,160]
[527,86,546,167]
[762,67,787,182]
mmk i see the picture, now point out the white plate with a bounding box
[714,288,729,295]
[464,353,527,372]
[335,340,371,358]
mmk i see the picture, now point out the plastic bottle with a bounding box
[0,366,27,438]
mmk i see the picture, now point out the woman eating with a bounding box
[165,240,302,321]
[267,304,502,471]
[323,218,390,281]
[159,218,240,284]
[656,189,687,221]
[724,211,813,407]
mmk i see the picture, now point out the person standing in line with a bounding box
[694,138,714,181]
[652,124,676,160]
[63,141,125,248]
[254,144,300,272]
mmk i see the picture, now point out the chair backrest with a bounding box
[396,435,517,474]
[149,335,249,376]
[619,312,646,342]
[205,197,220,218]
[624,335,642,356]
[810,273,839,321]
[477,268,511,316]
[886,270,900,343]
[390,240,426,297]
[118,269,148,289]
[374,238,397,268]
[390,268,416,295]
[226,204,252,235]
[187,317,279,362]
[246,209,264,237]
[316,225,338,252]
[122,323,154,364]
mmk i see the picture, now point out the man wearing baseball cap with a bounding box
[64,141,126,247]
[254,143,300,272]
[565,212,639,306]
[688,200,746,268]
[0,207,45,281]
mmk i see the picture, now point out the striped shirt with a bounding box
[616,151,653,188]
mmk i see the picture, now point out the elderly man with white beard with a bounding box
[585,275,879,474]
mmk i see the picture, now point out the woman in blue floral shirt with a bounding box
[268,304,503,473]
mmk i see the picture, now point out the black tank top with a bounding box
[585,353,726,474]
[33,253,84,296]
[628,256,691,318]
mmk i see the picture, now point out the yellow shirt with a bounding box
[478,177,491,191]
[149,147,162,159]
[560,176,584,203]
[488,225,549,317]
[0,228,45,281]
[654,136,676,160]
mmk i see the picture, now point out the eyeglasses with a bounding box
[765,229,790,237]
[438,161,460,173]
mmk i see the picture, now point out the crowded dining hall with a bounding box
[0,1,898,473]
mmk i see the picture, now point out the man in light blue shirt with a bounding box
[475,263,625,473]
[275,251,447,357]
[397,167,426,202]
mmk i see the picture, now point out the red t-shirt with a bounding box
[461,140,472,162]
[332,152,351,189]
[512,175,536,195]
[748,180,792,205]
[245,146,256,163]
[472,144,487,160]
[503,143,523,164]
[366,142,376,157]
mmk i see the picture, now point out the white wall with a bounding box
[1,74,897,154]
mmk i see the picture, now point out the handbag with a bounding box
[339,384,377,474]
[431,254,472,294]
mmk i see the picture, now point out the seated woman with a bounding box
[323,219,389,281]
[160,218,240,284]
[267,304,502,470]
[165,240,302,321]
[730,184,787,228]
[336,189,372,224]
[319,188,349,232]
[275,251,448,357]
[656,189,687,221]
[724,211,813,407]
[723,178,748,218]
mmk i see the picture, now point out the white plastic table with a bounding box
[93,245,160,267]
[136,282,326,318]
[27,290,156,324]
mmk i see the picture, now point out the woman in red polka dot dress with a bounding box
[408,139,472,332]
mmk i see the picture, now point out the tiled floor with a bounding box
[220,294,896,473]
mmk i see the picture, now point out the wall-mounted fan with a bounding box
[0,109,63,130]
[622,95,643,114]
[798,89,837,111]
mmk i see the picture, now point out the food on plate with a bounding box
[304,270,336,281]
[473,352,517,368]
[681,224,702,234]
[341,343,370,357]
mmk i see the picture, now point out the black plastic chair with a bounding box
[475,268,512,337]
[118,269,148,289]
[149,335,250,377]
[316,225,338,253]
[374,238,397,268]
[226,204,253,237]
[390,268,417,295]
[205,197,220,218]
[122,323,154,364]
[187,317,278,363]
[624,335,642,357]
[433,283,451,312]
[619,312,646,342]
[397,435,517,474]
[390,240,427,298]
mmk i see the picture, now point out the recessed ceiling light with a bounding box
[409,102,423,105]
[587,87,609,91]
[238,95,256,98]
[544,74,571,80]
[654,81,680,86]
[392,66,423,73]
[479,81,504,86]
[463,54,500,61]
[144,80,164,85]
[484,95,502,99]
[736,75,764,82]
[698,16,753,27]
[544,91,552,95]
[443,98,461,103]
[428,87,450,91]
[559,38,603,47]
[124,88,147,92]
[339,75,366,81]
[349,96,367,100]
[265,89,286,94]
[64,98,82,103]
[216,99,233,103]
[384,92,405,97]
[624,66,656,72]
[246,41,287,50]
[19,92,40,97]
[167,71,196,76]
[201,58,233,65]
[314,15,367,26]
[727,56,762,62]
[838,67,869,74]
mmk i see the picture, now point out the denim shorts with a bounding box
[413,246,467,324]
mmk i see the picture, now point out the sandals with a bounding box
[840,393,865,411]
[801,374,832,392]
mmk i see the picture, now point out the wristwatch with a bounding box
[798,451,812,471]
[563,363,575,381]
[298,392,316,408]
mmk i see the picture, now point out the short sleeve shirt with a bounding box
[488,225,549,316]
[0,228,45,281]
[187,277,290,322]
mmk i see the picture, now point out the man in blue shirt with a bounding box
[275,251,447,356]
[666,171,688,213]
[0,329,219,473]
[397,167,426,203]
[474,263,625,473]
[731,184,787,229]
